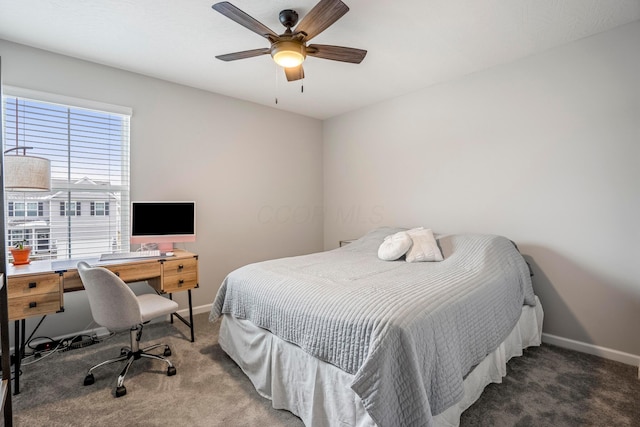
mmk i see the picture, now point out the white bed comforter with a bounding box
[210,227,536,427]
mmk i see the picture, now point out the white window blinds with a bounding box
[3,88,131,261]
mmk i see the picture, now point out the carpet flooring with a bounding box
[10,313,640,426]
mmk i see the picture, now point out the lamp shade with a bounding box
[4,155,51,191]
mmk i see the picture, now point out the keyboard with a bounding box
[99,250,161,261]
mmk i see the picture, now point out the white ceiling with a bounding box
[1,0,639,119]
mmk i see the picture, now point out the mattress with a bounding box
[218,296,543,427]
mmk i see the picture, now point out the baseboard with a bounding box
[176,302,212,317]
[542,333,640,378]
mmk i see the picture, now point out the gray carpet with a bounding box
[11,313,640,426]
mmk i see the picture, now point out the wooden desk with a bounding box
[6,249,198,394]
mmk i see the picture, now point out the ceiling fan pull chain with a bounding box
[275,64,279,104]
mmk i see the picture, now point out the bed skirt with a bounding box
[218,296,543,427]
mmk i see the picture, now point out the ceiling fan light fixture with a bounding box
[271,40,306,68]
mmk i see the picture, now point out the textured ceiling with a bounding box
[1,0,639,119]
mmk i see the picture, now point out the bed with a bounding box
[209,227,543,427]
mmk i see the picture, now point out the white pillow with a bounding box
[405,228,443,262]
[378,231,413,261]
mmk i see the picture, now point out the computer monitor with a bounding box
[130,201,196,252]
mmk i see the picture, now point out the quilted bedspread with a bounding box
[210,227,536,427]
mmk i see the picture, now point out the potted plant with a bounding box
[10,240,31,265]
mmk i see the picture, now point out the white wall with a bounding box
[0,39,324,340]
[324,22,640,357]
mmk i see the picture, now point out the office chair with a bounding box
[77,261,179,397]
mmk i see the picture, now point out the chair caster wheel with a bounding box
[163,347,171,357]
[167,366,176,376]
[120,348,128,356]
[83,373,95,386]
[115,386,127,397]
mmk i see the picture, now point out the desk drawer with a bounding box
[107,262,161,283]
[8,273,61,298]
[163,258,198,293]
[9,292,62,320]
[62,271,84,292]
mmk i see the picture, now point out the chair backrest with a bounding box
[77,261,143,330]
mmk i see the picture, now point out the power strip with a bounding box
[61,336,98,352]
[34,341,60,352]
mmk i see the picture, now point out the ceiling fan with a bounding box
[211,0,367,82]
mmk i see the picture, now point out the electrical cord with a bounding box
[21,340,64,366]
[18,319,102,367]
[1,321,117,379]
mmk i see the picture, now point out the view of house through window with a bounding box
[3,90,131,261]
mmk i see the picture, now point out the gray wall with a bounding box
[0,39,324,340]
[323,22,640,357]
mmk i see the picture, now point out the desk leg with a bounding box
[169,294,174,324]
[13,321,18,395]
[188,290,194,343]
[13,316,45,395]
[168,290,195,343]
[13,320,24,395]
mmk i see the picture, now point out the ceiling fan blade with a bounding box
[212,2,278,40]
[294,0,349,41]
[216,48,270,62]
[284,65,305,82]
[307,44,367,63]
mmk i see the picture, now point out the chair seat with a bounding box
[138,294,179,323]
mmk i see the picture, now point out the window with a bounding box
[3,87,131,260]
[91,201,109,216]
[9,201,43,217]
[60,201,81,216]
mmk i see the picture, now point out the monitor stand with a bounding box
[157,242,174,252]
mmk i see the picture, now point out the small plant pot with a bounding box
[10,247,31,265]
